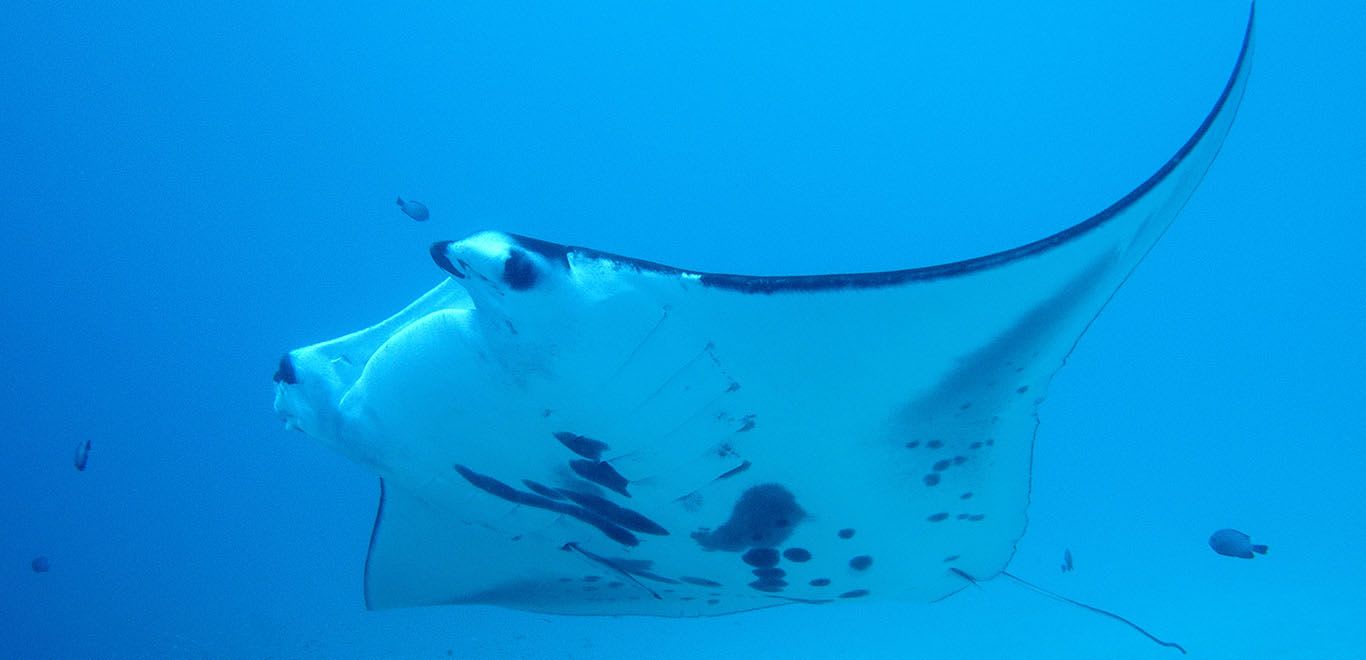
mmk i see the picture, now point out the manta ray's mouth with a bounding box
[273,354,298,385]
[272,354,308,432]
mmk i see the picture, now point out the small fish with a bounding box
[31,556,50,573]
[1061,548,1073,573]
[396,196,430,222]
[1209,528,1268,559]
[73,439,91,471]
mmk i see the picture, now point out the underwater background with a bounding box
[3,2,1363,658]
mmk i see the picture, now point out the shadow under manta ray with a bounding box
[271,4,1253,654]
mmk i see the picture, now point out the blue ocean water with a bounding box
[3,2,1363,658]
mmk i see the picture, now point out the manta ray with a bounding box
[273,7,1253,621]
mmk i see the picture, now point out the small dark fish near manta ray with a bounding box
[73,439,91,472]
[1209,528,1268,559]
[274,6,1255,655]
[397,196,429,222]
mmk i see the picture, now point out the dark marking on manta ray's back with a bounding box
[452,464,640,546]
[553,432,610,460]
[741,547,780,568]
[568,459,631,497]
[692,484,805,552]
[521,479,567,500]
[556,489,669,535]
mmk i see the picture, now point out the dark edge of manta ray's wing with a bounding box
[363,478,387,610]
[443,4,1254,294]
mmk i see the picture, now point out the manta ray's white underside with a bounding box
[273,8,1253,617]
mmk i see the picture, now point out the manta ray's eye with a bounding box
[503,250,538,290]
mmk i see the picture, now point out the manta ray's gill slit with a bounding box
[561,543,662,600]
[604,306,671,386]
[452,464,641,546]
[626,342,717,416]
[656,387,738,442]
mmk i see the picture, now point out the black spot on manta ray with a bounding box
[905,440,921,449]
[839,589,870,599]
[1017,385,1030,394]
[691,484,805,552]
[849,555,873,571]
[927,512,949,522]
[809,578,831,587]
[748,578,787,593]
[838,528,856,539]
[783,547,812,562]
[961,492,974,499]
[742,547,780,568]
[923,474,941,486]
[502,249,538,290]
[933,459,952,471]
[569,459,631,497]
[553,432,609,460]
[680,576,723,588]
[752,567,786,579]
[927,440,944,449]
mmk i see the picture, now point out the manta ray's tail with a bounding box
[951,568,1188,655]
